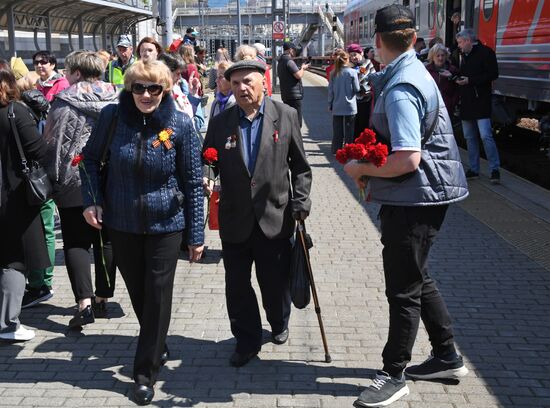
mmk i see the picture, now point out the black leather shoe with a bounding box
[160,345,170,366]
[68,305,95,329]
[133,384,154,405]
[229,349,259,367]
[272,328,289,345]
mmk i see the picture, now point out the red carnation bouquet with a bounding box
[202,148,220,230]
[335,128,389,200]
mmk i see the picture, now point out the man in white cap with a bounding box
[105,34,135,88]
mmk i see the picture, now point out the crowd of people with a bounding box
[0,7,502,406]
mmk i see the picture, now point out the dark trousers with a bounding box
[282,98,303,127]
[58,207,116,302]
[110,229,182,386]
[379,205,456,377]
[222,222,292,353]
[332,114,356,153]
[354,101,371,139]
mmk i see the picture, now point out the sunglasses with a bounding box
[131,83,163,96]
[33,59,49,66]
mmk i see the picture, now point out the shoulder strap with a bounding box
[100,107,118,168]
[8,102,30,172]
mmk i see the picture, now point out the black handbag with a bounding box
[8,102,53,206]
[289,222,313,309]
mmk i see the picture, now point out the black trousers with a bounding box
[110,229,182,386]
[354,100,372,139]
[282,98,303,127]
[379,205,456,377]
[222,222,292,354]
[58,206,116,302]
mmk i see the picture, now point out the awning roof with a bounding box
[0,0,152,35]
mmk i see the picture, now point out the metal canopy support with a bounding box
[78,16,84,49]
[237,0,242,45]
[102,20,107,50]
[46,12,52,50]
[158,0,173,49]
[7,4,15,56]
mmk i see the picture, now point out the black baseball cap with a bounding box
[283,42,297,50]
[374,4,415,33]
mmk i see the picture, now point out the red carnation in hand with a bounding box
[355,128,376,146]
[71,154,83,167]
[349,143,368,160]
[367,143,389,167]
[203,147,218,164]
[335,148,349,164]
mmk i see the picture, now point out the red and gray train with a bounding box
[344,0,550,122]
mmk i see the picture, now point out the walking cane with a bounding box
[297,220,332,363]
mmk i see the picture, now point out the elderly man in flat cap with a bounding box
[344,4,468,407]
[203,59,312,367]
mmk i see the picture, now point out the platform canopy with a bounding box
[0,0,152,54]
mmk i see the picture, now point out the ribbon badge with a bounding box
[225,135,237,150]
[273,130,279,143]
[153,128,174,150]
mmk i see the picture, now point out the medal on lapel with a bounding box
[153,128,174,150]
[225,135,237,150]
[273,130,279,143]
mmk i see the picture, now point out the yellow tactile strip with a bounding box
[459,181,550,272]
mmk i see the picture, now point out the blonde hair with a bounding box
[96,50,111,69]
[235,45,257,61]
[427,43,449,64]
[215,47,231,64]
[124,60,173,94]
[16,72,38,92]
[331,50,350,78]
[179,44,195,64]
[217,60,233,74]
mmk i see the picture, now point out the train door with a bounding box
[477,0,499,50]
[445,0,462,46]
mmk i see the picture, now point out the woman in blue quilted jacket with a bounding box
[81,60,204,406]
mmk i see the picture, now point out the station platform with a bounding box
[1,73,549,408]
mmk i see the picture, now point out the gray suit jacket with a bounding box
[203,98,312,244]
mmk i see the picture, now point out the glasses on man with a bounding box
[131,83,164,96]
[33,59,49,66]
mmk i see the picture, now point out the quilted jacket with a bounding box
[81,91,204,244]
[44,80,118,207]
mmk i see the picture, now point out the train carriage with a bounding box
[344,0,550,118]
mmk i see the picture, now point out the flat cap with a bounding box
[375,4,415,33]
[224,59,266,80]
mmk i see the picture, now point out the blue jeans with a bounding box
[461,118,500,173]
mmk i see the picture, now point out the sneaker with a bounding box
[490,170,501,184]
[405,354,469,380]
[353,371,409,407]
[92,298,108,319]
[465,170,479,180]
[0,325,35,341]
[68,305,95,329]
[21,285,53,309]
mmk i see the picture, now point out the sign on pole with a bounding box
[272,20,285,40]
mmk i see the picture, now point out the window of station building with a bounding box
[428,0,435,29]
[359,16,363,39]
[370,13,375,37]
[483,0,495,21]
[403,0,410,7]
[364,15,369,38]
[415,0,421,30]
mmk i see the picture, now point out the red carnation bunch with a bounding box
[71,154,83,167]
[335,128,388,168]
[203,147,218,164]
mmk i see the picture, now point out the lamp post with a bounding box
[237,0,242,45]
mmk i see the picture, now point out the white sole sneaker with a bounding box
[354,385,410,407]
[0,325,35,341]
[405,365,469,380]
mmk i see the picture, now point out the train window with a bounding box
[437,0,444,28]
[483,0,495,21]
[428,0,435,29]
[415,0,420,30]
